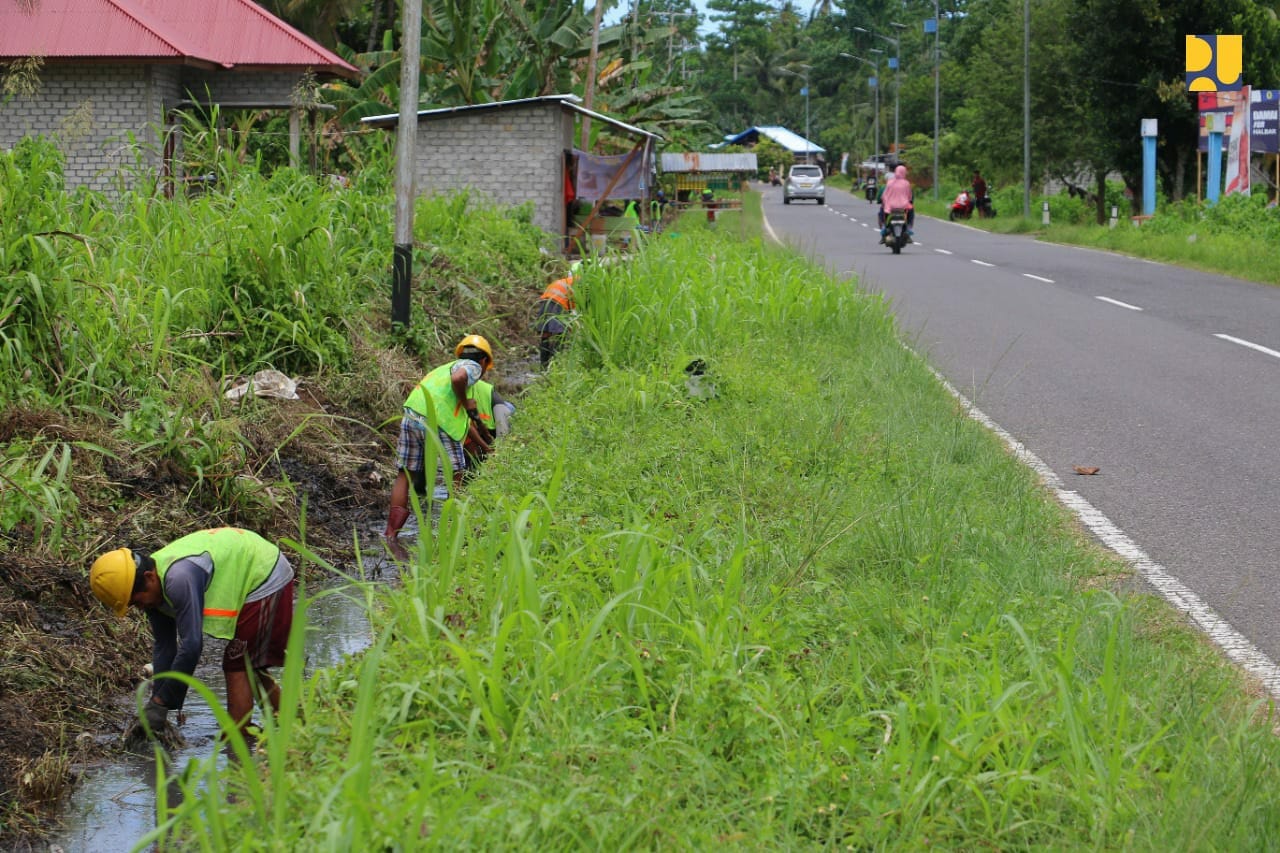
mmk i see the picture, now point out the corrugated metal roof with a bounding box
[362,94,663,141]
[0,0,357,78]
[721,125,825,155]
[660,152,758,173]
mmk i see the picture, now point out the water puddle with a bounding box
[51,532,402,852]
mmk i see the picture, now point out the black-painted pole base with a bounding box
[392,242,412,329]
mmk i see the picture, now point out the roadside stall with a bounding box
[659,152,758,206]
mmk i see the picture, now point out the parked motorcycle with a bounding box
[881,208,912,254]
[949,190,974,221]
[976,196,996,219]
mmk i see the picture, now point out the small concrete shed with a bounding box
[361,94,662,247]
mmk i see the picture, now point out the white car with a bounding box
[783,164,825,205]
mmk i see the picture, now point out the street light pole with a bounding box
[870,51,881,165]
[890,22,906,155]
[855,26,902,155]
[840,52,879,170]
[926,2,940,199]
[776,64,813,163]
[1023,0,1031,218]
[804,66,811,162]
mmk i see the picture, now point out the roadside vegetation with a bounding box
[8,131,1280,846]
[0,137,560,843]
[915,182,1280,287]
[132,204,1280,848]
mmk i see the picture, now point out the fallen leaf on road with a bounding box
[1073,466,1100,475]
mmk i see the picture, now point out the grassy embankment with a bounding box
[146,197,1280,848]
[0,138,561,841]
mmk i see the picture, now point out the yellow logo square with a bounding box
[1187,34,1242,91]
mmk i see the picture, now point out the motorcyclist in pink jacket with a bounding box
[878,164,915,236]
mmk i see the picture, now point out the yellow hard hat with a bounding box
[89,547,136,617]
[454,334,493,365]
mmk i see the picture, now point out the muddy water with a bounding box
[50,363,541,851]
[51,540,402,852]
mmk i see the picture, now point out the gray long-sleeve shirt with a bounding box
[146,552,291,710]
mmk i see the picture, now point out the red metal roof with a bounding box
[0,0,358,78]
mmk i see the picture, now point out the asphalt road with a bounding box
[761,180,1280,685]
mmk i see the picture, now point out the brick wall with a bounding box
[0,64,309,192]
[413,102,571,236]
[0,64,183,191]
[181,70,301,105]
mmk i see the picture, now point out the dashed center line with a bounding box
[971,259,995,267]
[1023,273,1054,283]
[1096,296,1143,311]
[935,248,952,255]
[1214,333,1280,360]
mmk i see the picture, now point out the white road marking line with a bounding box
[924,362,1280,703]
[1096,296,1143,311]
[1215,333,1280,360]
[971,259,995,267]
[1023,273,1054,284]
[935,248,953,255]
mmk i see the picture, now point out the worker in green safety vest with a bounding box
[88,527,295,739]
[384,334,496,541]
[463,378,516,465]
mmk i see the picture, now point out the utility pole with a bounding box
[581,0,604,149]
[391,0,421,329]
[652,10,692,79]
[929,2,940,199]
[1023,0,1031,218]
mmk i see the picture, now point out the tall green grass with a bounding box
[0,137,556,531]
[155,227,1280,848]
[0,139,390,411]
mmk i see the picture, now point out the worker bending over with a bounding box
[385,334,495,540]
[533,273,575,367]
[88,527,295,737]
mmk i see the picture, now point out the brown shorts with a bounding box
[222,581,295,674]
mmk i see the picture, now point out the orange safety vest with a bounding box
[540,276,575,311]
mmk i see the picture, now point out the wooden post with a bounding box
[392,0,422,329]
[289,109,301,169]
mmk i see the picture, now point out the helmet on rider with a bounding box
[455,334,493,369]
[89,547,139,617]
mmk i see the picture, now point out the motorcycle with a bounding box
[949,190,974,221]
[864,178,878,203]
[881,208,912,254]
[976,196,997,219]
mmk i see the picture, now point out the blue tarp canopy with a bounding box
[718,126,824,156]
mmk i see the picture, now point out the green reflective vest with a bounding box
[469,380,495,430]
[152,528,280,640]
[404,361,470,441]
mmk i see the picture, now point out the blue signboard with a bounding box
[1198,89,1280,153]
